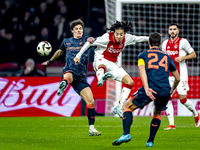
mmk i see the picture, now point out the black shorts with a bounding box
[62,68,90,95]
[130,87,170,111]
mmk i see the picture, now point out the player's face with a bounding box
[114,29,125,43]
[168,25,179,39]
[72,25,83,39]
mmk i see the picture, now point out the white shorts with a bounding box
[169,76,189,95]
[93,58,128,82]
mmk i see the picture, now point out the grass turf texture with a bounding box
[0,116,199,150]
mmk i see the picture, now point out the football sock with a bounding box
[62,77,70,86]
[166,100,174,125]
[147,116,161,143]
[87,104,95,126]
[118,85,132,107]
[89,125,94,130]
[123,111,133,135]
[96,67,106,81]
[181,98,198,117]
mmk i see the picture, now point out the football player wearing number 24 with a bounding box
[112,32,180,147]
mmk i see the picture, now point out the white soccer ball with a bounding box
[37,41,52,56]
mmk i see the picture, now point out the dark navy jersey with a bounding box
[59,37,90,77]
[138,48,177,92]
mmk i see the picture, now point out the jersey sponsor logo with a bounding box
[67,47,82,51]
[79,42,83,45]
[107,45,123,53]
[66,42,70,45]
[166,50,178,55]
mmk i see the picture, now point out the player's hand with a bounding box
[170,91,174,97]
[174,57,183,63]
[145,88,157,101]
[41,60,51,66]
[87,37,95,44]
[74,57,80,65]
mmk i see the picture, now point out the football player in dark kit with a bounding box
[42,19,101,136]
[112,32,180,147]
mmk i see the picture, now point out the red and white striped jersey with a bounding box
[76,32,149,63]
[162,37,194,77]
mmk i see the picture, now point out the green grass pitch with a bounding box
[0,116,199,150]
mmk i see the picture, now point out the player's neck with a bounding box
[170,36,178,42]
[150,46,159,49]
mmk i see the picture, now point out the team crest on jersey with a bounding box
[66,42,70,45]
[79,42,83,45]
[119,43,123,48]
[167,46,170,49]
[174,44,178,49]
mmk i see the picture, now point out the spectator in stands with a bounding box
[15,58,45,76]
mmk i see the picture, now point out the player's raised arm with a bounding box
[74,42,92,65]
[134,35,149,43]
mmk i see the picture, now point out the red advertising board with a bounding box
[0,76,199,117]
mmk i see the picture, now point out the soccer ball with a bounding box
[37,41,52,56]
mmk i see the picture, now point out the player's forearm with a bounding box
[182,51,196,60]
[75,42,91,59]
[170,70,180,94]
[135,36,149,43]
[139,66,149,90]
[50,49,63,61]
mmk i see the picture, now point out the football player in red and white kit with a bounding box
[162,23,200,129]
[74,20,149,118]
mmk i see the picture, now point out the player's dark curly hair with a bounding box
[70,19,84,30]
[107,20,132,33]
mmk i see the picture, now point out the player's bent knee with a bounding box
[86,98,95,105]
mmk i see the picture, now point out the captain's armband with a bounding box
[138,59,145,66]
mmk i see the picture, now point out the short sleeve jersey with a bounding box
[138,48,177,92]
[59,37,90,76]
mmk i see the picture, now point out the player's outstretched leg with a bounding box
[113,111,133,146]
[57,80,67,96]
[97,72,111,87]
[112,134,131,146]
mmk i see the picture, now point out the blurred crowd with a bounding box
[0,0,106,69]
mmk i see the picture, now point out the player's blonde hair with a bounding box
[70,19,84,30]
